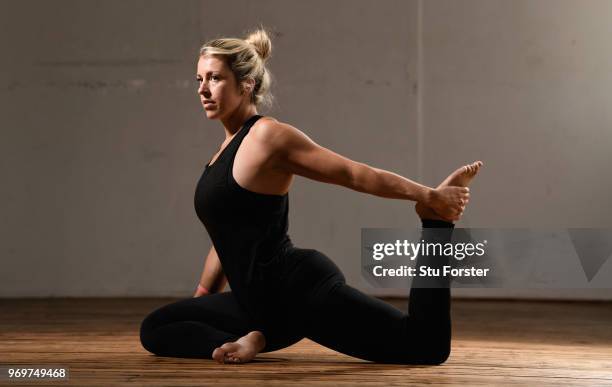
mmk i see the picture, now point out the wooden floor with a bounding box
[1,297,611,386]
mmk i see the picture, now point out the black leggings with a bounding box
[140,219,453,365]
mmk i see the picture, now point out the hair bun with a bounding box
[245,27,272,61]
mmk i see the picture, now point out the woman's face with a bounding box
[196,55,245,120]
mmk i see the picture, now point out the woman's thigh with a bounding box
[140,291,305,356]
[139,291,255,358]
[281,247,347,306]
[289,249,451,364]
[303,282,410,362]
[140,291,252,336]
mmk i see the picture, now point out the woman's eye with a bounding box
[195,75,219,83]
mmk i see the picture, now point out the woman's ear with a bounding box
[241,78,256,95]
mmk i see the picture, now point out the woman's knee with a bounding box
[139,313,162,355]
[395,323,451,365]
[423,340,451,365]
[422,324,451,365]
[416,335,451,365]
[394,343,450,365]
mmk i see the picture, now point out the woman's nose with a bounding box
[198,81,209,96]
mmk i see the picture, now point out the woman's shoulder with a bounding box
[251,116,293,140]
[250,116,309,154]
[254,115,281,129]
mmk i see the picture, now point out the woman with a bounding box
[139,27,483,365]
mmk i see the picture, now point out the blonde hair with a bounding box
[199,26,274,108]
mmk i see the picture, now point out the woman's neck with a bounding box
[221,106,258,139]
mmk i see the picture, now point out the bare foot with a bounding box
[416,161,484,222]
[437,161,483,190]
[211,331,266,364]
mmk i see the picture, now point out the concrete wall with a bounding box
[1,0,610,299]
[421,0,612,299]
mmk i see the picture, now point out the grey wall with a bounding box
[1,0,610,299]
[421,0,612,299]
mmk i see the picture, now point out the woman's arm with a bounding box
[194,245,227,297]
[252,120,468,221]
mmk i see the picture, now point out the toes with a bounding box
[214,342,242,364]
[212,347,225,363]
[221,343,238,351]
[224,354,241,364]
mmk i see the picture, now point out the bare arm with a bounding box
[194,245,227,297]
[253,120,467,219]
[254,121,431,202]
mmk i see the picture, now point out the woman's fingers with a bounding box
[432,186,471,221]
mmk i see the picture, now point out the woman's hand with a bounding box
[193,283,211,298]
[427,186,470,222]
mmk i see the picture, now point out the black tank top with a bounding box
[194,114,294,310]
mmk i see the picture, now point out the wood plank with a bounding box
[1,298,611,386]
